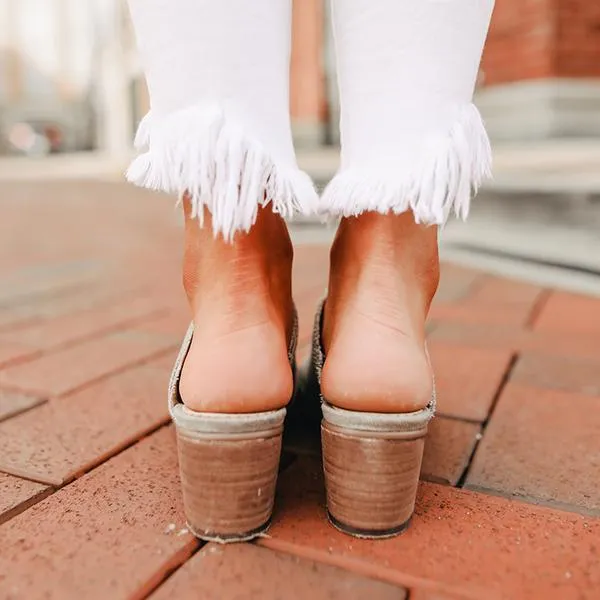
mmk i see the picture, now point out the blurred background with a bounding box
[1,0,599,292]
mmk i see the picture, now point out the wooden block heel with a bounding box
[169,312,298,543]
[321,403,430,538]
[173,407,285,542]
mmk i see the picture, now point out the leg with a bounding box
[319,0,494,537]
[127,0,316,413]
[126,0,315,540]
[322,0,494,413]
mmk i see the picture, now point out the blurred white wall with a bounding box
[0,0,142,154]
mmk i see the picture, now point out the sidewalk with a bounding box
[3,140,600,294]
[0,180,598,599]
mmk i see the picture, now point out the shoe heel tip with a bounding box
[327,512,412,539]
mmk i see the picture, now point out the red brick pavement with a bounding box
[0,181,598,599]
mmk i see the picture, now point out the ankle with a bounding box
[329,212,439,305]
[326,212,439,347]
[183,202,294,332]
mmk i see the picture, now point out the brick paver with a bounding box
[133,308,190,340]
[1,180,600,599]
[0,357,174,485]
[0,260,103,306]
[428,342,513,421]
[0,428,197,600]
[410,591,468,600]
[466,383,600,515]
[533,291,600,334]
[0,330,175,397]
[421,417,481,486]
[0,295,165,351]
[0,473,50,525]
[431,321,600,361]
[0,388,44,422]
[263,456,599,599]
[468,277,544,312]
[512,352,600,396]
[0,340,38,368]
[430,277,544,327]
[433,263,480,304]
[151,543,407,600]
[0,285,103,330]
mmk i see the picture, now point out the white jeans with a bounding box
[127,0,495,240]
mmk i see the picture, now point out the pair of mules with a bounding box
[170,301,434,542]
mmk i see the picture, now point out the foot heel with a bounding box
[321,403,430,539]
[173,406,285,542]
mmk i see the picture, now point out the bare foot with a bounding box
[321,211,439,413]
[179,199,295,413]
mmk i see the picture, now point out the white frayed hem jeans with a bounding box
[127,0,495,241]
